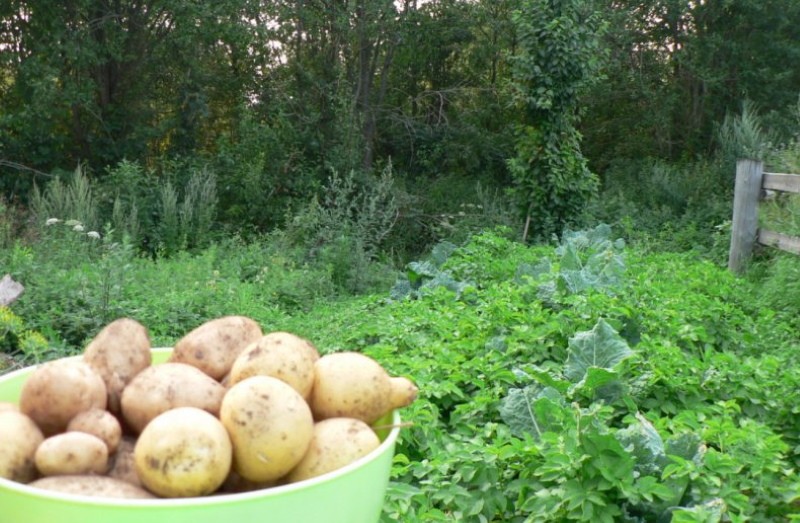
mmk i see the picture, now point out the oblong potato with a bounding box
[0,410,45,483]
[20,359,107,436]
[220,376,314,483]
[121,362,226,434]
[29,475,155,499]
[134,407,232,498]
[35,432,109,477]
[83,318,152,415]
[310,352,418,424]
[229,331,320,399]
[67,408,122,453]
[286,418,381,483]
[169,316,263,380]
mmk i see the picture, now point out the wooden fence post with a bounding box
[728,159,764,273]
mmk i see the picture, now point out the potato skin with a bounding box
[286,418,381,483]
[229,332,320,399]
[220,376,314,483]
[35,432,109,477]
[134,407,232,498]
[310,352,392,424]
[169,316,263,380]
[29,475,155,499]
[120,362,226,434]
[107,436,141,488]
[0,401,19,413]
[20,359,107,436]
[83,318,152,415]
[67,408,122,453]
[0,411,45,483]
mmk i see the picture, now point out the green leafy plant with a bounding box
[508,0,605,240]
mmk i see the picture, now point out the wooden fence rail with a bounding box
[728,159,800,273]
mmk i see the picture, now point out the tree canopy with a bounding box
[1,0,798,232]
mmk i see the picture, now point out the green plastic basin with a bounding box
[0,349,399,523]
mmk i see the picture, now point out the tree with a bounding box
[0,0,272,183]
[507,0,606,240]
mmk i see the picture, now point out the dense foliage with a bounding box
[2,227,799,520]
[2,1,799,253]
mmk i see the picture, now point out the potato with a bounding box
[67,408,122,453]
[120,362,226,434]
[229,332,320,399]
[220,376,314,483]
[134,407,232,498]
[83,318,152,414]
[0,401,19,413]
[0,410,44,483]
[286,418,381,483]
[310,352,418,424]
[20,359,107,436]
[107,436,141,488]
[35,432,108,477]
[169,316,263,380]
[29,475,155,499]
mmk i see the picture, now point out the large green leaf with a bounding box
[499,385,568,439]
[564,319,633,382]
[569,366,622,401]
[616,413,666,477]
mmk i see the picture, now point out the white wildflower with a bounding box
[73,224,85,232]
[86,231,101,239]
[45,218,61,226]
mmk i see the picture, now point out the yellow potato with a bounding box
[229,331,320,399]
[83,318,152,415]
[310,352,418,424]
[29,475,155,499]
[20,358,107,436]
[286,418,381,483]
[220,376,314,483]
[0,410,45,483]
[35,432,109,477]
[120,362,226,434]
[169,316,263,380]
[134,407,232,498]
[67,408,122,453]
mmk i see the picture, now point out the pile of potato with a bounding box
[0,317,417,499]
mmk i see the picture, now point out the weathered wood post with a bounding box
[728,159,764,273]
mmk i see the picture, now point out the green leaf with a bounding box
[615,413,666,477]
[569,366,620,399]
[665,433,703,462]
[565,319,633,382]
[499,385,567,439]
[528,366,571,394]
[430,241,457,268]
[670,498,726,523]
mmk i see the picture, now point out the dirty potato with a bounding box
[34,432,109,477]
[120,362,226,434]
[83,318,152,415]
[0,410,45,483]
[228,332,320,400]
[169,316,263,380]
[19,359,107,436]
